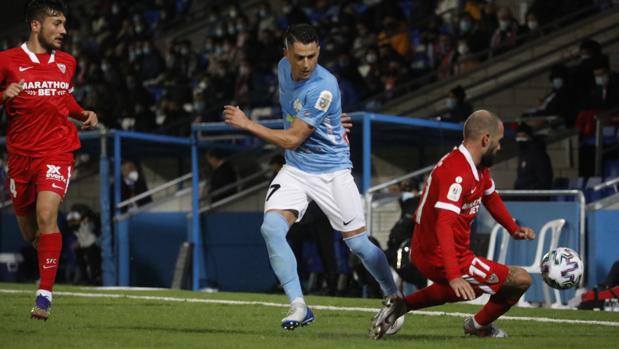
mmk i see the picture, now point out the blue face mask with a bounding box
[552,78,563,89]
[446,98,457,109]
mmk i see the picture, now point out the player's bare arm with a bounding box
[2,79,25,101]
[223,105,314,149]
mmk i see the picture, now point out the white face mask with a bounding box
[516,136,530,142]
[457,44,469,55]
[552,78,563,89]
[125,170,139,185]
[499,20,510,31]
[595,74,609,86]
[527,21,538,30]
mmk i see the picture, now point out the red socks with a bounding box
[404,283,463,310]
[474,294,519,326]
[37,233,62,292]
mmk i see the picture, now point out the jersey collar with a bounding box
[458,144,480,181]
[21,42,56,64]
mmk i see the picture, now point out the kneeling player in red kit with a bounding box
[0,0,97,320]
[370,110,535,339]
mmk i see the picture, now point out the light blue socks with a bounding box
[344,232,399,297]
[260,211,303,302]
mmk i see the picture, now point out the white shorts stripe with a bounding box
[435,201,461,214]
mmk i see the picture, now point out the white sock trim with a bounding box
[472,317,483,329]
[291,297,305,305]
[36,289,52,302]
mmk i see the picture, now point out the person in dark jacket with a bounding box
[120,160,152,210]
[514,123,553,190]
[528,64,578,127]
[444,85,474,122]
[204,149,238,203]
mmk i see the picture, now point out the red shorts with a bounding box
[7,152,74,216]
[412,251,509,295]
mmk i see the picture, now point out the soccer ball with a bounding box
[540,247,584,290]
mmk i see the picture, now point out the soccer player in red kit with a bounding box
[0,0,97,320]
[370,110,535,339]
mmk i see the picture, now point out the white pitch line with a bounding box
[2,289,618,327]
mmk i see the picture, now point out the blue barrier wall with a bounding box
[127,212,187,287]
[586,209,619,286]
[480,201,581,303]
[202,212,276,292]
[0,213,26,252]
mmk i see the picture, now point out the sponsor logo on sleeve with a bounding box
[314,90,333,112]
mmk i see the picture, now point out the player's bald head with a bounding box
[463,110,502,140]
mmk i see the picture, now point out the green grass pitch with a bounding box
[1,282,618,349]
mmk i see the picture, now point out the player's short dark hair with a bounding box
[26,0,67,25]
[283,23,319,49]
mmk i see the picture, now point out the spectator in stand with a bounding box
[442,38,480,77]
[526,64,578,127]
[378,16,412,59]
[457,13,490,56]
[204,149,238,203]
[120,160,152,210]
[519,12,544,41]
[571,38,605,106]
[66,204,101,285]
[514,123,554,190]
[443,85,474,122]
[587,56,619,111]
[489,7,519,57]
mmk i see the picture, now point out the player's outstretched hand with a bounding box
[223,105,250,130]
[81,110,98,129]
[513,226,535,240]
[341,113,352,133]
[449,277,476,300]
[2,79,25,101]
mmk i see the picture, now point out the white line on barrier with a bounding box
[2,288,618,327]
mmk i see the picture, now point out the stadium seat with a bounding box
[520,219,567,308]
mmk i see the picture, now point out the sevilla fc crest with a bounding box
[57,63,66,74]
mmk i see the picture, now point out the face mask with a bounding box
[516,136,529,142]
[446,97,457,109]
[366,53,377,63]
[457,44,469,55]
[499,20,510,31]
[459,20,471,33]
[143,47,151,55]
[527,21,538,30]
[401,192,415,201]
[128,170,139,182]
[595,74,609,86]
[552,78,563,89]
[194,101,206,113]
[416,44,426,53]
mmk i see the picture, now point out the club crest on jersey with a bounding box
[447,176,463,202]
[57,63,66,74]
[293,98,302,113]
[314,90,332,112]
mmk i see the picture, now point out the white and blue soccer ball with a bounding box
[541,247,584,290]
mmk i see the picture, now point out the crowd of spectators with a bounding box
[1,0,606,136]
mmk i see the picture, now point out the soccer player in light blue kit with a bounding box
[223,24,402,332]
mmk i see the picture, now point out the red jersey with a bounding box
[412,144,519,281]
[0,43,81,157]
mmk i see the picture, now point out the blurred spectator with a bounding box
[378,16,412,58]
[514,123,554,190]
[121,160,152,210]
[66,204,101,285]
[443,85,473,122]
[587,56,619,111]
[442,38,480,77]
[457,13,490,55]
[519,12,544,41]
[571,38,605,105]
[526,64,578,127]
[204,149,238,203]
[489,7,519,57]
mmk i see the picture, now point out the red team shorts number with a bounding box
[7,152,74,216]
[413,253,509,296]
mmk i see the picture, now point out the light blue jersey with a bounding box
[278,57,352,174]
